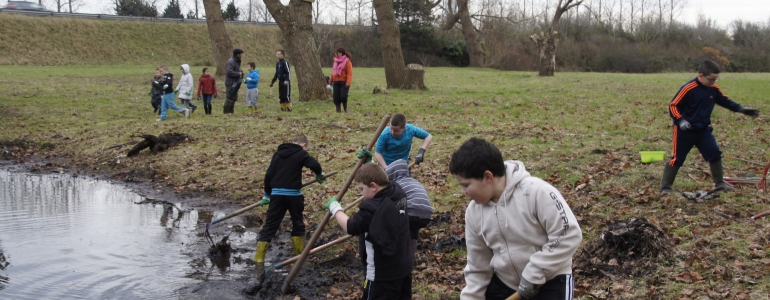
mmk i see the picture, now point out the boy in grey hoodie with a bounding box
[449,138,582,300]
[176,64,197,114]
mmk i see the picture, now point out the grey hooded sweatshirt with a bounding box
[461,161,582,299]
[385,159,434,218]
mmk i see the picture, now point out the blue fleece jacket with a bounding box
[245,70,260,89]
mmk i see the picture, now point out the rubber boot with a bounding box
[710,159,735,191]
[280,103,286,111]
[660,163,679,193]
[253,241,269,264]
[290,236,305,255]
[286,103,293,112]
[248,106,254,114]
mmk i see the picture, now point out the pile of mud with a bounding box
[575,218,671,277]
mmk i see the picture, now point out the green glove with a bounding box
[325,197,342,216]
[316,173,326,184]
[259,197,270,207]
[147,91,152,96]
[173,89,179,94]
[357,148,373,163]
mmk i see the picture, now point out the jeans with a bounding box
[159,93,186,120]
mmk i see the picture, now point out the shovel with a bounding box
[204,171,338,246]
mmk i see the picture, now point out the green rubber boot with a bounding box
[290,236,305,255]
[710,159,735,191]
[660,163,679,193]
[253,241,268,264]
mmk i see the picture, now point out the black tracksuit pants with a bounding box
[257,195,305,241]
[279,80,291,104]
[484,273,574,300]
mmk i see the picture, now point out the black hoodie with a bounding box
[263,143,322,196]
[346,184,413,281]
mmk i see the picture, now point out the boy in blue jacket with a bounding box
[244,62,260,114]
[364,113,433,169]
[660,60,760,193]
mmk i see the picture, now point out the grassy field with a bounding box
[1,65,770,299]
[0,13,283,66]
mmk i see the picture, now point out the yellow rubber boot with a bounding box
[280,103,286,111]
[248,106,254,114]
[287,103,293,112]
[290,236,305,255]
[253,241,269,263]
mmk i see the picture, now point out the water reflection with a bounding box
[0,170,204,299]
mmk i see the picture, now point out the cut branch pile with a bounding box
[575,218,671,278]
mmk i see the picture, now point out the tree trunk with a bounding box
[202,0,233,76]
[263,0,328,102]
[401,64,427,90]
[372,0,407,89]
[530,0,582,77]
[457,0,483,67]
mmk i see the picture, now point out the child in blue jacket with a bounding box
[245,62,260,114]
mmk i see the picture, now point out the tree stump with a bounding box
[401,64,427,90]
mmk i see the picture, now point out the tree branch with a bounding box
[441,13,461,30]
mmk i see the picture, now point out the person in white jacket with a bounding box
[176,64,197,114]
[449,138,582,300]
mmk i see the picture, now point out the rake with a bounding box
[204,171,338,246]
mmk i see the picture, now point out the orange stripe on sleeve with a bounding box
[669,82,697,119]
[713,84,728,98]
[669,126,678,166]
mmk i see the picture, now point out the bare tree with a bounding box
[530,0,583,76]
[263,0,328,101]
[442,0,484,67]
[254,1,273,22]
[202,0,234,76]
[372,0,408,88]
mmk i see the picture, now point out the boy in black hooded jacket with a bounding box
[254,134,324,268]
[325,162,413,300]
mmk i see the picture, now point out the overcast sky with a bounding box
[2,0,767,28]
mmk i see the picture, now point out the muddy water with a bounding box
[0,169,230,299]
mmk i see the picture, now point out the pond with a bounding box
[0,169,256,299]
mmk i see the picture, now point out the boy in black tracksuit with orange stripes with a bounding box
[660,60,760,193]
[254,134,325,269]
[270,49,292,112]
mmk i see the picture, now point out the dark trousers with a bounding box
[361,275,412,300]
[278,80,291,103]
[668,125,722,167]
[408,216,431,240]
[257,195,305,241]
[224,85,239,114]
[202,94,213,115]
[332,81,349,112]
[485,273,574,300]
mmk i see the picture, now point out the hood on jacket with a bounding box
[385,159,410,182]
[180,64,190,75]
[501,160,531,201]
[276,143,304,158]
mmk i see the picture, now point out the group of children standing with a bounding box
[150,49,290,119]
